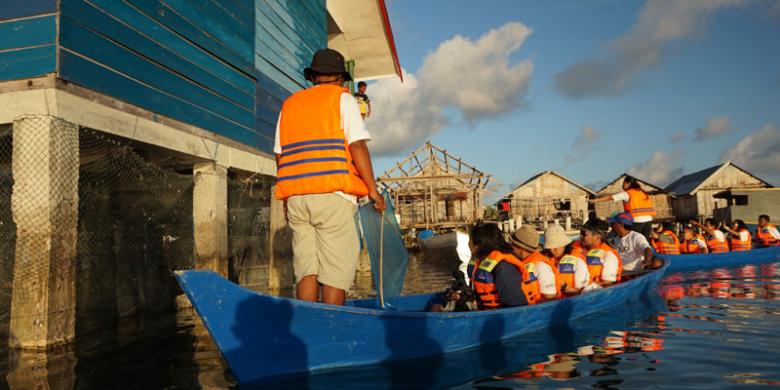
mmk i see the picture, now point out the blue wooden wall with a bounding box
[0,0,57,82]
[0,0,328,155]
[254,0,326,150]
[59,0,259,148]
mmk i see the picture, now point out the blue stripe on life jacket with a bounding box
[277,157,347,170]
[280,145,345,158]
[277,169,350,182]
[281,138,345,151]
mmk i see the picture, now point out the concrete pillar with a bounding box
[268,185,293,293]
[565,216,572,231]
[515,215,523,228]
[554,218,560,226]
[9,115,79,350]
[508,219,515,233]
[193,162,228,277]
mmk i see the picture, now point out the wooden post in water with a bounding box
[9,115,79,350]
[193,162,229,277]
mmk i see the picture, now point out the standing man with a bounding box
[755,214,780,247]
[608,212,658,271]
[591,176,656,241]
[275,48,385,306]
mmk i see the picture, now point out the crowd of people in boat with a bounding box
[650,214,780,255]
[434,208,778,311]
[432,210,664,312]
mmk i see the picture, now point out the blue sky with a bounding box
[368,0,780,202]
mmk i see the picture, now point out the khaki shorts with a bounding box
[286,193,360,291]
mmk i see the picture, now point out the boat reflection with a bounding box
[660,262,780,301]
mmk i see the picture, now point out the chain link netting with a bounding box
[0,115,275,346]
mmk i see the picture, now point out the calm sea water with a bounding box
[2,254,779,389]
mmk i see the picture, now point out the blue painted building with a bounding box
[0,0,400,156]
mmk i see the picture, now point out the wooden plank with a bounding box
[254,1,315,82]
[0,15,55,51]
[161,0,253,49]
[0,0,56,21]
[125,0,254,75]
[60,19,254,127]
[262,0,324,54]
[59,50,259,148]
[254,26,308,87]
[256,70,291,103]
[0,45,55,81]
[255,55,304,94]
[61,1,254,107]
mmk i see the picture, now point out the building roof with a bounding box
[510,170,596,197]
[327,0,402,81]
[596,173,667,195]
[664,161,773,195]
[378,142,489,192]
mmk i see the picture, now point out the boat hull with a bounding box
[665,246,780,273]
[175,261,667,385]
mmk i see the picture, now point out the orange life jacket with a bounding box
[570,240,587,260]
[468,250,541,308]
[653,230,680,255]
[585,243,623,284]
[523,251,560,299]
[623,188,656,219]
[680,235,707,254]
[729,228,752,251]
[556,255,584,293]
[756,224,780,247]
[706,233,730,253]
[275,85,369,200]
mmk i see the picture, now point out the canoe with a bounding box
[665,246,780,273]
[418,231,456,251]
[174,260,668,386]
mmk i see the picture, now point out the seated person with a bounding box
[580,219,622,286]
[723,219,752,251]
[755,214,779,247]
[543,224,590,296]
[651,223,681,255]
[609,212,660,270]
[680,225,708,254]
[509,225,558,302]
[690,218,729,253]
[467,222,540,309]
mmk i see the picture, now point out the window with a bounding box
[734,195,748,206]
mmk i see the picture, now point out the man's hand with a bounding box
[369,189,386,213]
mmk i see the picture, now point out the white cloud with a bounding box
[694,116,731,140]
[669,131,687,143]
[367,22,534,156]
[555,0,749,98]
[627,150,685,186]
[721,124,780,184]
[565,126,602,163]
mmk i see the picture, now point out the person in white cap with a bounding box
[543,225,590,296]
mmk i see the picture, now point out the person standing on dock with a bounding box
[509,226,559,301]
[354,81,371,120]
[590,176,656,241]
[274,48,385,306]
[755,214,780,247]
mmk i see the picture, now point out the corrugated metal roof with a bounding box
[664,164,723,195]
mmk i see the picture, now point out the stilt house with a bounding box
[500,171,594,225]
[378,142,489,231]
[665,161,773,220]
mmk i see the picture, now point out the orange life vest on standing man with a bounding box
[624,188,656,220]
[468,250,541,308]
[275,85,369,200]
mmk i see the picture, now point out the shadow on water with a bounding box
[234,296,307,389]
[548,299,576,353]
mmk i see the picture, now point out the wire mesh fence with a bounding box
[0,114,275,345]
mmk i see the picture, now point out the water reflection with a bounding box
[661,263,780,301]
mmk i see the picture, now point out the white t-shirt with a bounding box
[455,231,471,284]
[761,225,780,240]
[611,192,652,223]
[601,251,620,282]
[274,89,371,204]
[535,261,558,297]
[738,230,750,241]
[614,231,651,271]
[570,257,590,289]
[710,230,727,242]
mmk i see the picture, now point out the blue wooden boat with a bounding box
[174,260,668,386]
[665,246,780,273]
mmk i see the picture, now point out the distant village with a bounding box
[379,142,780,232]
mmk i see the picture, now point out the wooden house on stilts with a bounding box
[378,142,489,231]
